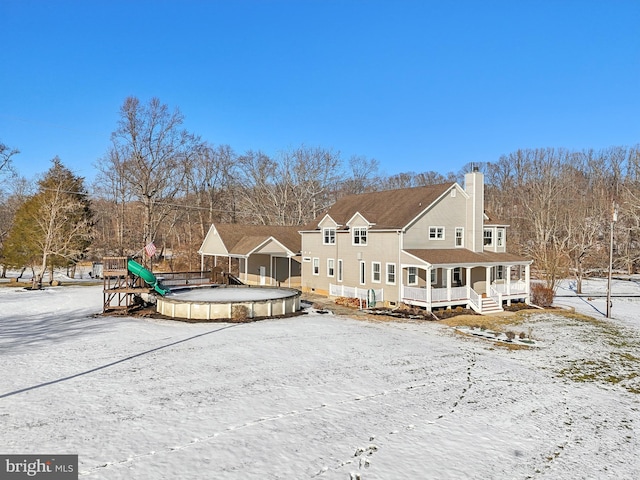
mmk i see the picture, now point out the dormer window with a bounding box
[353,227,367,245]
[323,227,336,245]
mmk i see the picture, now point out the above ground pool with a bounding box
[156,285,301,321]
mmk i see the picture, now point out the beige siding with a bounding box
[244,254,301,287]
[404,190,468,249]
[301,228,401,302]
[199,226,229,255]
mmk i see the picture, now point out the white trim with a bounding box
[312,257,320,276]
[455,227,464,247]
[483,228,493,247]
[403,183,468,230]
[386,262,396,285]
[317,213,341,228]
[346,211,374,228]
[372,261,381,283]
[408,266,418,286]
[359,261,366,285]
[429,226,445,240]
[323,227,336,245]
[352,227,368,246]
[246,235,297,257]
[337,259,343,282]
[327,258,335,277]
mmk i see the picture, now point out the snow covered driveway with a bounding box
[1,285,639,479]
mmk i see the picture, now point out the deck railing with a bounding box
[402,281,528,305]
[402,285,427,302]
[329,284,384,302]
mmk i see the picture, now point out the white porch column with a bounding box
[288,257,292,288]
[446,267,453,301]
[466,266,472,298]
[200,253,204,276]
[270,255,275,286]
[485,266,492,295]
[426,267,432,305]
[506,265,512,305]
[525,263,531,304]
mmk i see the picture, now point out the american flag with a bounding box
[144,242,157,258]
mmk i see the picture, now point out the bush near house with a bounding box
[531,284,555,307]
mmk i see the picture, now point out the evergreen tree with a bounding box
[2,158,93,287]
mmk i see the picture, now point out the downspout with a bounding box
[398,229,403,305]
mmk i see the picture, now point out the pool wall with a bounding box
[156,286,301,321]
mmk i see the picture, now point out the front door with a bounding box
[259,266,266,285]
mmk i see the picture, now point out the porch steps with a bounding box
[480,297,503,315]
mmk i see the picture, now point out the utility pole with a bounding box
[606,202,618,318]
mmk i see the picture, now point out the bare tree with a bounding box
[3,158,93,288]
[185,143,239,236]
[0,142,19,176]
[339,155,380,195]
[105,97,202,255]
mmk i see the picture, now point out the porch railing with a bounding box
[402,285,427,302]
[492,280,528,295]
[329,284,384,302]
[488,285,502,307]
[403,282,528,304]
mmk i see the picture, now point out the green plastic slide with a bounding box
[127,259,170,296]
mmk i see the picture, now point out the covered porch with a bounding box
[199,226,302,288]
[400,249,532,314]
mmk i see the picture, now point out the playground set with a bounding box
[102,257,170,313]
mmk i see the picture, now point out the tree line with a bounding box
[1,97,638,289]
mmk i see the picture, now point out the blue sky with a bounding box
[1,0,639,183]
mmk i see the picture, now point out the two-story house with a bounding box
[299,170,531,314]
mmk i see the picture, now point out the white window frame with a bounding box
[430,268,437,285]
[484,228,493,246]
[359,261,366,285]
[429,226,445,240]
[337,259,343,282]
[408,266,418,286]
[496,265,504,280]
[323,227,336,245]
[386,263,396,285]
[312,257,320,276]
[352,227,368,246]
[497,228,504,247]
[455,227,464,247]
[327,258,335,277]
[372,262,381,283]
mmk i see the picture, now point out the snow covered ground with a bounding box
[1,278,639,479]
